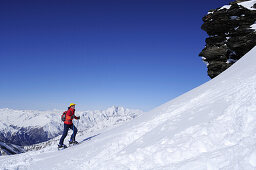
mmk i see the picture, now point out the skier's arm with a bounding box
[74,116,80,119]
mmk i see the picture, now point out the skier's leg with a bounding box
[70,125,77,141]
[59,124,69,145]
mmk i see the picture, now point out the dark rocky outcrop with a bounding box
[200,0,256,78]
[0,141,25,155]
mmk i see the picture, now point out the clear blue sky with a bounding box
[0,0,231,111]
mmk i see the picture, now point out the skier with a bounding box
[58,103,80,149]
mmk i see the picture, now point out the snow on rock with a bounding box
[238,0,256,10]
[220,5,231,10]
[1,46,256,169]
[251,22,256,30]
[219,0,256,11]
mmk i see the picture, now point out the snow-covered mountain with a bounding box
[0,106,143,147]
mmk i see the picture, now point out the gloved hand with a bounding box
[76,116,80,120]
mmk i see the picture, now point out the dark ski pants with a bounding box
[59,123,77,145]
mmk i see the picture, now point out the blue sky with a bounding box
[0,0,231,111]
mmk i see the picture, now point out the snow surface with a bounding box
[1,46,256,169]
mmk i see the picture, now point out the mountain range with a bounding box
[0,106,142,155]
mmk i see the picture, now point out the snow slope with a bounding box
[0,0,255,166]
[1,47,256,169]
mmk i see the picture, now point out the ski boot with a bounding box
[69,140,79,145]
[58,144,67,150]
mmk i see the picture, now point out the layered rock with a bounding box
[199,0,256,78]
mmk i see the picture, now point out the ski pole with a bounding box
[77,119,79,132]
[72,122,75,141]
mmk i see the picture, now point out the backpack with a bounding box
[61,111,68,122]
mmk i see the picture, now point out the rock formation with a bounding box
[199,0,256,78]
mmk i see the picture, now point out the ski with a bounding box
[57,142,79,150]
